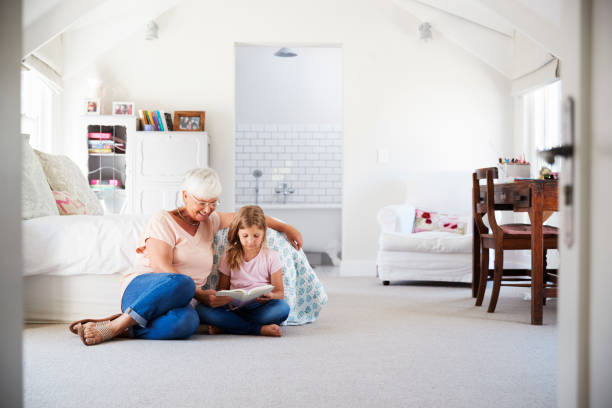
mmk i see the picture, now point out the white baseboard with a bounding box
[339,260,377,277]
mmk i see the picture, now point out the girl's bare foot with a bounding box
[260,324,282,337]
[207,325,224,335]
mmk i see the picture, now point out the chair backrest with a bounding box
[473,167,505,237]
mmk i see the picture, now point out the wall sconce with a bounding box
[418,22,432,42]
[145,21,159,41]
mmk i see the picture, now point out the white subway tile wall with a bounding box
[235,124,343,205]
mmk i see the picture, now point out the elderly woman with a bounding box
[70,168,302,345]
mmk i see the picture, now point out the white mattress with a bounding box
[23,214,149,277]
[376,250,472,283]
[24,273,121,322]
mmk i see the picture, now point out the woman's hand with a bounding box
[196,288,232,308]
[283,225,303,251]
[207,294,233,308]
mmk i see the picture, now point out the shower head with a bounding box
[252,169,263,178]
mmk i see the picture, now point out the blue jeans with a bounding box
[121,273,200,340]
[196,299,290,335]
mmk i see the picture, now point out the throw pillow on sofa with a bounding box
[21,134,59,219]
[413,208,467,235]
[34,150,104,215]
[53,191,87,215]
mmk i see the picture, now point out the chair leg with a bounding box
[543,249,547,306]
[488,247,504,313]
[475,247,489,306]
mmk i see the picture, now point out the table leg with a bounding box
[472,218,480,298]
[530,184,544,325]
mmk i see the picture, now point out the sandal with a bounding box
[69,313,122,335]
[76,320,115,346]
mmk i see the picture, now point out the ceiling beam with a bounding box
[23,0,109,58]
[475,0,563,57]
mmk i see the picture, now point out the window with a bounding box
[21,69,55,152]
[522,80,562,176]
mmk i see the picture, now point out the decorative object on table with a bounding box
[174,111,205,131]
[112,101,135,116]
[84,99,100,115]
[539,166,556,179]
[497,155,531,182]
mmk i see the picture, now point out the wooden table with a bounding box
[472,179,559,325]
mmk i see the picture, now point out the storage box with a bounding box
[498,163,531,182]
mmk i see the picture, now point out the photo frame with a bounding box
[112,101,135,116]
[84,99,100,115]
[174,111,205,131]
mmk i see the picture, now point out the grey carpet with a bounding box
[24,273,556,408]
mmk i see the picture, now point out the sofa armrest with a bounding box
[377,204,416,233]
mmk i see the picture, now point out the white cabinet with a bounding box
[127,131,210,214]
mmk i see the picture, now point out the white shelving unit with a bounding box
[83,115,137,214]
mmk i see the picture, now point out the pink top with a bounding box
[120,210,221,295]
[218,247,282,291]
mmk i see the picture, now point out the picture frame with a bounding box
[84,99,100,115]
[112,101,135,116]
[174,111,205,131]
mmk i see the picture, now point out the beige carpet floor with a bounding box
[23,273,557,408]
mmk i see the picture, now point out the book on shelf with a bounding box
[164,112,174,130]
[155,111,165,131]
[88,132,112,140]
[88,140,114,149]
[216,284,275,308]
[88,148,113,154]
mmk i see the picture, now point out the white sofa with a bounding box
[376,172,473,285]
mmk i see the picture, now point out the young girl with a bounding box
[196,205,290,337]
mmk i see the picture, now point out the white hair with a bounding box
[180,168,222,199]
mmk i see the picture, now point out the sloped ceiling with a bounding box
[393,0,560,79]
[24,0,561,80]
[22,0,180,76]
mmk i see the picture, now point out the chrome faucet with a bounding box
[274,182,295,204]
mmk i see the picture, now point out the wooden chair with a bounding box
[472,167,559,313]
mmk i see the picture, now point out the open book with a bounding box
[216,284,274,307]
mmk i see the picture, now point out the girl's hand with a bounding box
[208,294,233,308]
[256,293,274,303]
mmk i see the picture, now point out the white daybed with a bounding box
[375,172,473,285]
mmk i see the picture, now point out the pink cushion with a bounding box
[501,224,559,236]
[53,191,87,215]
[413,209,467,235]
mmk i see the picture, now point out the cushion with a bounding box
[379,231,472,253]
[21,134,59,219]
[413,208,467,234]
[53,191,87,215]
[34,150,104,215]
[500,223,559,236]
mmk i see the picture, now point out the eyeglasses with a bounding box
[189,194,220,209]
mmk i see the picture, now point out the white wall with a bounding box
[236,46,342,124]
[0,0,23,405]
[59,0,513,271]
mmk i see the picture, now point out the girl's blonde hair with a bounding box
[224,205,267,270]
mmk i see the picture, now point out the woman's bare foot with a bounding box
[207,325,224,335]
[260,324,282,337]
[81,314,135,346]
